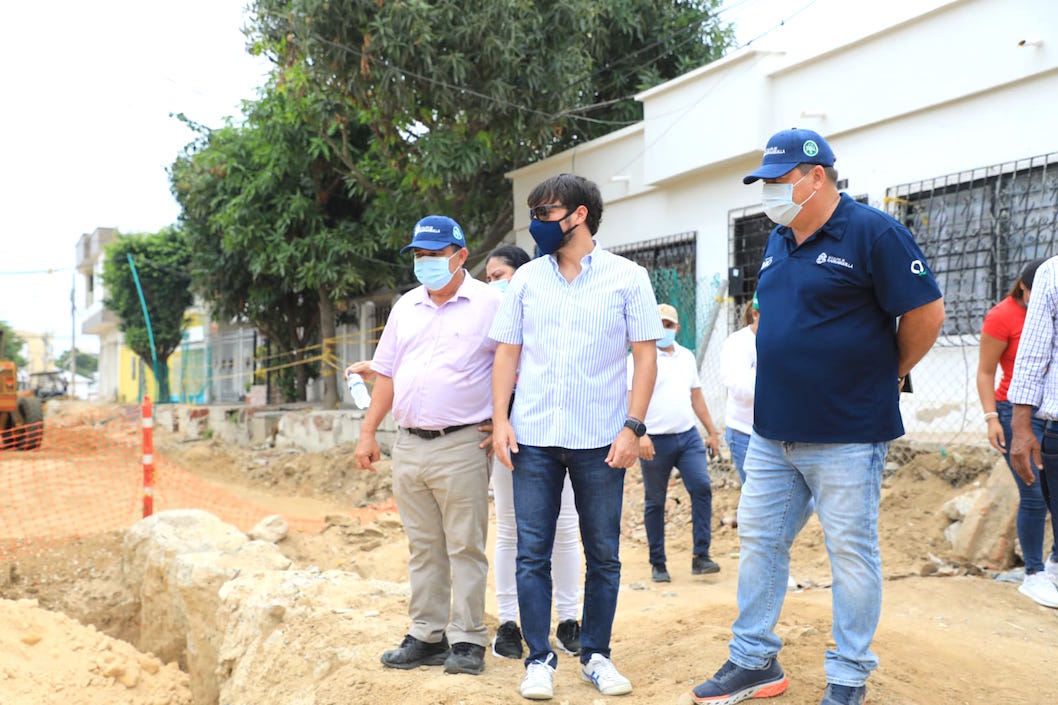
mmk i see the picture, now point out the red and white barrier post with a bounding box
[142,396,154,518]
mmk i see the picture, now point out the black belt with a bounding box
[401,422,483,440]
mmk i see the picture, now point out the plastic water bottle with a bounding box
[346,373,371,409]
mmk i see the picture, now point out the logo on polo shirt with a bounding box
[815,252,854,270]
[760,256,774,270]
[910,260,925,275]
[803,140,819,157]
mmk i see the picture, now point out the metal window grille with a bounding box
[727,208,771,332]
[610,232,698,351]
[886,153,1058,337]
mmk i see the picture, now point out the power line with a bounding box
[0,266,74,276]
[602,0,822,183]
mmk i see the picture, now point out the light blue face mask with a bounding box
[657,328,677,349]
[414,253,456,290]
[489,278,510,293]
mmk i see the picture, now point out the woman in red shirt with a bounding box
[977,258,1058,608]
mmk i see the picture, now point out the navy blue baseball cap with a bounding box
[400,215,467,253]
[743,128,835,184]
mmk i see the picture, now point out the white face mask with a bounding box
[761,172,816,226]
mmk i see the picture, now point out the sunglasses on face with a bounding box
[528,204,569,220]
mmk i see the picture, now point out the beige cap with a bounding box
[658,304,679,325]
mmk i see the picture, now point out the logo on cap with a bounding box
[803,140,819,157]
[453,225,464,241]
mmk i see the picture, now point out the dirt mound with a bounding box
[153,436,392,510]
[0,597,190,705]
[1,413,1056,705]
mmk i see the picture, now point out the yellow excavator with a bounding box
[0,330,44,450]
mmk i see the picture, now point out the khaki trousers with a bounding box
[391,426,491,646]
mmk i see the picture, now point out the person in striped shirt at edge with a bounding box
[489,173,663,701]
[1008,254,1058,599]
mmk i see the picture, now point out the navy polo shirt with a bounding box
[753,193,942,443]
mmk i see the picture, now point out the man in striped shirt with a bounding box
[490,173,663,700]
[1008,254,1058,589]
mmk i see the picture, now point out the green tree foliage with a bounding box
[0,322,27,367]
[102,229,193,401]
[248,0,735,263]
[56,348,99,377]
[170,81,399,405]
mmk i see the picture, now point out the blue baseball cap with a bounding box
[400,215,467,253]
[743,128,835,184]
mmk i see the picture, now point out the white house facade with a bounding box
[506,0,1058,439]
[77,227,121,402]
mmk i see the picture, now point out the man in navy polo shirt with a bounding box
[689,129,945,705]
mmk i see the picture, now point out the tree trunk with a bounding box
[293,354,308,401]
[319,288,339,409]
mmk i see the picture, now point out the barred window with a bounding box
[610,232,698,351]
[727,209,771,331]
[886,153,1058,336]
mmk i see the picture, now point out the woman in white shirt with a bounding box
[720,295,759,483]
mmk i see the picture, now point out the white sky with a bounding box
[0,0,802,358]
[0,0,268,354]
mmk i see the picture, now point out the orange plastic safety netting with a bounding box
[0,404,382,559]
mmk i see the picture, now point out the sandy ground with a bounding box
[2,413,1058,704]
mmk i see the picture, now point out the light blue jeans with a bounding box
[726,428,751,483]
[730,433,886,687]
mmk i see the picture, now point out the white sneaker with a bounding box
[1045,556,1058,588]
[520,654,556,700]
[581,653,632,696]
[1018,571,1058,608]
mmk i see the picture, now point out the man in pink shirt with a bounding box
[354,215,503,676]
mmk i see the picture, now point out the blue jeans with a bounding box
[996,401,1055,572]
[726,428,751,483]
[731,434,885,687]
[640,428,713,564]
[512,444,624,667]
[1037,420,1058,564]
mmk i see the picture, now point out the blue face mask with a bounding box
[414,253,456,290]
[657,329,677,349]
[529,213,576,255]
[489,279,510,293]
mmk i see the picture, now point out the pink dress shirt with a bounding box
[371,271,502,429]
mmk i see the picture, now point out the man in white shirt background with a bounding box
[629,303,722,583]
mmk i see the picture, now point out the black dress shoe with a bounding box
[492,621,524,659]
[692,555,720,575]
[381,634,450,669]
[652,563,671,582]
[556,618,581,655]
[444,642,486,675]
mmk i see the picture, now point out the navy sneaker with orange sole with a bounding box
[691,658,789,704]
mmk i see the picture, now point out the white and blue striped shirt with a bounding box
[1009,256,1058,419]
[489,245,663,448]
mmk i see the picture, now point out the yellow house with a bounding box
[114,313,210,404]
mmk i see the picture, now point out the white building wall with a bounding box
[506,0,1058,441]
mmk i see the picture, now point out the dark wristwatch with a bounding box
[624,417,647,437]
